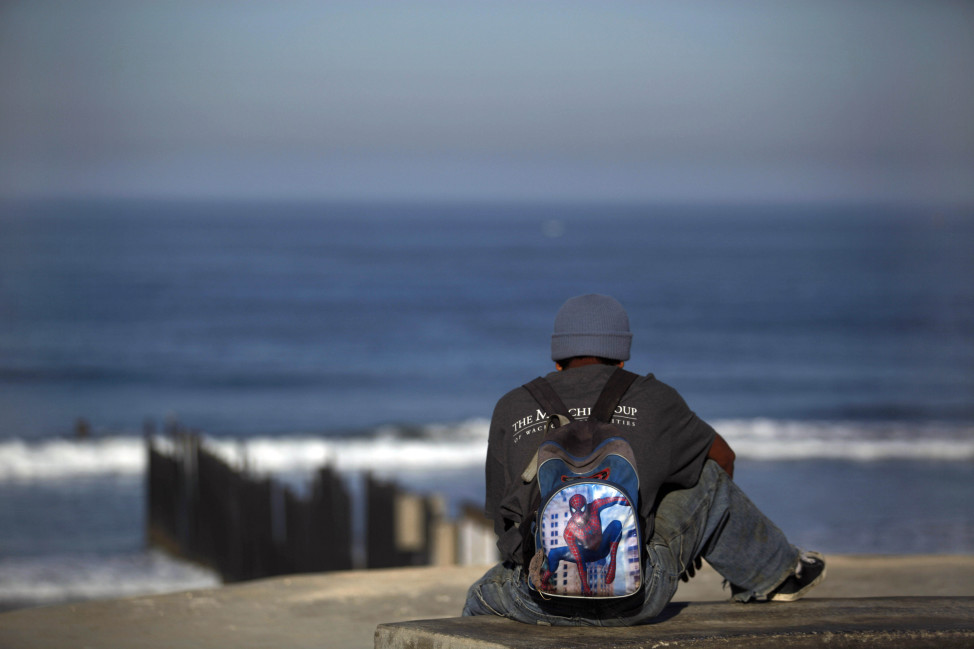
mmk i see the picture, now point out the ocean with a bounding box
[1,199,972,610]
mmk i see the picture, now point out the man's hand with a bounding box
[680,556,704,582]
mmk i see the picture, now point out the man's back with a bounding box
[487,363,715,565]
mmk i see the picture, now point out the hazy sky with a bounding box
[2,1,972,203]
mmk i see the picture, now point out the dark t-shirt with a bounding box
[485,364,716,564]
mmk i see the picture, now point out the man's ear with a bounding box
[555,363,564,371]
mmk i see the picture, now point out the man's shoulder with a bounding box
[490,379,538,420]
[494,366,680,408]
[491,366,683,407]
[494,379,536,405]
[629,372,680,398]
[548,365,674,397]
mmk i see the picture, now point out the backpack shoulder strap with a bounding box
[522,376,572,419]
[590,368,639,422]
[523,368,638,422]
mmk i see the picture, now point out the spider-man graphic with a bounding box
[539,493,627,595]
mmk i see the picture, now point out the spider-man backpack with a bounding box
[520,368,643,599]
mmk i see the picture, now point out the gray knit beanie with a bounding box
[551,294,632,362]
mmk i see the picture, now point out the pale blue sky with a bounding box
[1,1,972,203]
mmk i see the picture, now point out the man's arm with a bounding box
[708,432,736,479]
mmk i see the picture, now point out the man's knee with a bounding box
[462,563,516,618]
[652,460,729,549]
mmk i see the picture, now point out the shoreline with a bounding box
[2,555,973,649]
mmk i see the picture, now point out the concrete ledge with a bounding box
[2,557,973,649]
[376,597,974,649]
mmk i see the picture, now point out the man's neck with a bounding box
[556,357,624,371]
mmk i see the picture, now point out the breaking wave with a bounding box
[1,418,972,483]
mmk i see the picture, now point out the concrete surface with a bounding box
[377,597,974,648]
[0,555,973,649]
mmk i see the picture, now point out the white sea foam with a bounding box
[1,418,972,483]
[203,426,489,476]
[0,436,148,481]
[716,419,974,461]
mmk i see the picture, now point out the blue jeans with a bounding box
[462,460,799,626]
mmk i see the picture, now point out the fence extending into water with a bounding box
[146,432,496,582]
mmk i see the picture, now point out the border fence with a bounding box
[146,431,496,582]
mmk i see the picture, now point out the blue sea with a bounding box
[1,199,973,610]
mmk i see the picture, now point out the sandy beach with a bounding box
[1,555,973,649]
